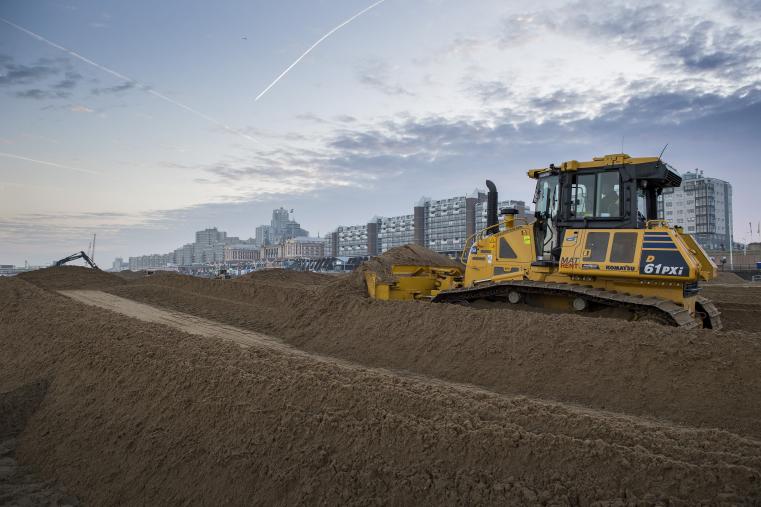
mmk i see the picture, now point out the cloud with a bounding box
[499,1,761,82]
[499,14,539,47]
[15,88,70,100]
[0,54,83,99]
[90,80,137,95]
[53,71,83,89]
[70,104,94,113]
[466,80,512,103]
[0,54,61,86]
[723,0,761,19]
[356,58,414,96]
[240,85,761,194]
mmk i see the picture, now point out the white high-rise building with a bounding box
[658,170,733,251]
[379,214,415,253]
[424,196,470,255]
[337,224,370,256]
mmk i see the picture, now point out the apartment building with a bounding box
[658,170,733,251]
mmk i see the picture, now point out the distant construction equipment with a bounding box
[55,251,99,270]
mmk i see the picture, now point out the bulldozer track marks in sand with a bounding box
[59,290,505,395]
[62,290,314,356]
[433,280,723,330]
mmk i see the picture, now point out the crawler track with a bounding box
[433,280,723,330]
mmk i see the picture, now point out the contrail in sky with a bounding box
[0,151,100,175]
[255,0,387,101]
[0,17,261,146]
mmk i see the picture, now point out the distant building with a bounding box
[261,243,282,261]
[271,207,290,234]
[475,199,532,232]
[327,231,339,257]
[196,227,226,247]
[193,227,228,264]
[128,253,174,271]
[330,191,530,259]
[423,196,471,256]
[174,243,195,266]
[255,225,271,246]
[658,169,733,251]
[379,214,415,252]
[112,257,126,272]
[223,244,260,264]
[283,237,325,259]
[337,224,370,256]
[269,207,308,243]
[125,188,532,270]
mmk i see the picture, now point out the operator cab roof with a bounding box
[528,153,682,188]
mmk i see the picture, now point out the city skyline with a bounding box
[2,0,761,265]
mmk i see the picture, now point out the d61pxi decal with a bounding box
[639,250,689,277]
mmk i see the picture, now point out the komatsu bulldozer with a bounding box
[365,154,722,330]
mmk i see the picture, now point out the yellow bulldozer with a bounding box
[365,154,722,330]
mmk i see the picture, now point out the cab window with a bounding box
[637,189,647,222]
[571,174,595,217]
[583,232,610,262]
[610,232,637,263]
[534,175,560,217]
[595,172,621,217]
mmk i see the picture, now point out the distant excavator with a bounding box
[55,251,99,270]
[364,154,722,330]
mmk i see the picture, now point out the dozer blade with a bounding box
[433,280,722,330]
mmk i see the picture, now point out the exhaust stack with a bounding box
[485,180,498,235]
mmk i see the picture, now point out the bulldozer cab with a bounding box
[530,154,682,262]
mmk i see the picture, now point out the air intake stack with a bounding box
[485,180,498,235]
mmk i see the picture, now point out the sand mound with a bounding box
[3,277,761,504]
[113,270,150,281]
[705,271,748,284]
[237,268,334,287]
[106,270,761,438]
[18,266,126,291]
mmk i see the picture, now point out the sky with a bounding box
[1,0,761,266]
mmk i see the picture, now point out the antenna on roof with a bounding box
[620,135,624,154]
[657,143,669,162]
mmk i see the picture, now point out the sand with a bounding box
[704,271,748,284]
[0,381,79,506]
[18,265,126,290]
[4,255,761,504]
[99,265,761,439]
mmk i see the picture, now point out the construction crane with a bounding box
[364,154,722,330]
[55,251,99,270]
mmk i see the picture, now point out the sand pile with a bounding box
[113,270,150,281]
[237,268,335,287]
[705,271,747,284]
[18,266,125,291]
[2,277,761,504]
[95,268,761,438]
